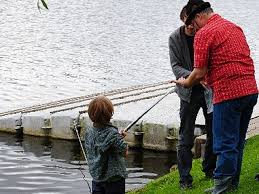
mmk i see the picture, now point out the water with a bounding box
[1,1,259,192]
[0,132,176,194]
[0,0,258,114]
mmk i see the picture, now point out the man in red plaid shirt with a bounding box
[173,0,258,193]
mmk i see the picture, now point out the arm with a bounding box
[112,133,128,157]
[172,66,207,88]
[173,28,212,88]
[169,36,191,79]
[102,130,128,157]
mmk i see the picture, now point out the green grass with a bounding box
[128,135,259,194]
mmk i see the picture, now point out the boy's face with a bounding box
[183,16,196,36]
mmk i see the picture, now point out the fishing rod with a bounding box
[72,85,175,191]
[123,86,176,132]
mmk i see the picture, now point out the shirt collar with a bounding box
[207,14,221,24]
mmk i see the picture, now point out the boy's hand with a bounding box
[119,129,127,138]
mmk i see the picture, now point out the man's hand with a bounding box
[171,77,187,87]
[172,67,208,88]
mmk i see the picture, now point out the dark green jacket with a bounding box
[84,124,127,182]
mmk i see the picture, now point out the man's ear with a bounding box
[196,13,202,20]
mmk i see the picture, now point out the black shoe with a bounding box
[180,182,193,190]
[211,176,232,194]
[205,185,238,194]
[255,174,259,181]
[204,187,214,193]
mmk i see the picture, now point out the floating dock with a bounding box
[0,81,181,151]
[0,81,258,153]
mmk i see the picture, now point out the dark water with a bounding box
[0,132,176,194]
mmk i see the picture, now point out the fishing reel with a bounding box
[73,112,82,134]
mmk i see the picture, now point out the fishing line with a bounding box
[73,113,91,193]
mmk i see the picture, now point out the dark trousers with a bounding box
[177,88,216,184]
[213,94,258,186]
[92,178,125,194]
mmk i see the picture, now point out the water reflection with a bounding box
[127,148,177,177]
[0,132,176,193]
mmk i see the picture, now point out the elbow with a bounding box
[194,68,207,81]
[195,73,205,81]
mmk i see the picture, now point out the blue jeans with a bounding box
[213,93,258,186]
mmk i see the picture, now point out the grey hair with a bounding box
[199,7,214,15]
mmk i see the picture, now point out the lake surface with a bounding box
[0,1,259,193]
[0,0,259,114]
[0,132,176,193]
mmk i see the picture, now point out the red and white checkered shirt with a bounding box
[194,14,258,104]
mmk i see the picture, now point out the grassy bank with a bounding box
[128,135,259,194]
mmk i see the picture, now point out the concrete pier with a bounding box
[0,115,179,152]
[1,114,258,153]
[0,81,257,153]
[0,81,183,151]
[0,117,16,133]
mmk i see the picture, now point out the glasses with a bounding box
[190,15,199,28]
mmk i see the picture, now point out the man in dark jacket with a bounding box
[169,5,216,189]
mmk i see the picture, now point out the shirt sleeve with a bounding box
[110,132,127,154]
[99,129,127,154]
[194,29,212,68]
